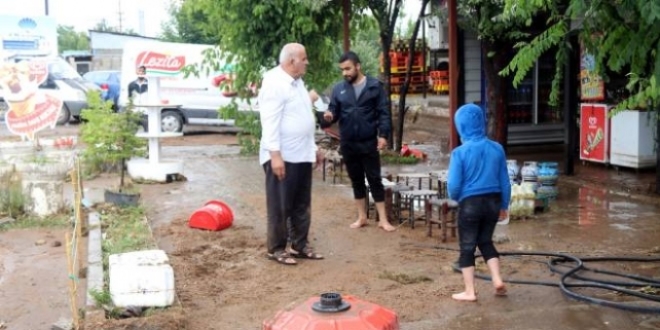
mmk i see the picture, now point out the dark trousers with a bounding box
[457,193,501,268]
[263,160,313,254]
[342,142,385,202]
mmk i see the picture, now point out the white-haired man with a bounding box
[259,43,324,266]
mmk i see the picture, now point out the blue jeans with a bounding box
[457,193,501,268]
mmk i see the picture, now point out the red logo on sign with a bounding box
[135,52,185,72]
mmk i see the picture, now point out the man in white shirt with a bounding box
[259,43,324,266]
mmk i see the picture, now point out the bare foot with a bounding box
[378,222,396,232]
[451,292,477,302]
[349,219,368,229]
[494,284,507,297]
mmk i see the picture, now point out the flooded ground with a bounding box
[91,134,660,329]
[1,122,659,330]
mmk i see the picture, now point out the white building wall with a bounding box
[89,31,161,71]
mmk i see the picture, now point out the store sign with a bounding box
[0,59,62,140]
[580,49,605,101]
[0,16,58,57]
[135,51,186,76]
[579,103,609,163]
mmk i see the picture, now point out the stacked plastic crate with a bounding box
[385,39,428,95]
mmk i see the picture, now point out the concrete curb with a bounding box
[86,212,103,305]
[85,211,106,324]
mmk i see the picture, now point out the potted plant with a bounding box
[80,92,146,206]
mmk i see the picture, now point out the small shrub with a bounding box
[80,92,146,192]
[219,99,260,155]
[0,168,26,218]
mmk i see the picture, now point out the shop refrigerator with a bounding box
[579,103,610,163]
[505,51,565,145]
[610,110,657,169]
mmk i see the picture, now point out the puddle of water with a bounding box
[609,223,634,231]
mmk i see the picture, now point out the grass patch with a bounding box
[379,270,433,285]
[0,167,27,218]
[89,288,113,307]
[99,205,155,265]
[380,150,420,165]
[0,214,70,232]
[94,205,158,318]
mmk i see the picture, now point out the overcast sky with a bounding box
[0,0,423,38]
[0,0,170,37]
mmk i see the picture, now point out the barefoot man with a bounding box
[323,51,396,232]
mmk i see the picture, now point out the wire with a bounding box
[403,242,660,313]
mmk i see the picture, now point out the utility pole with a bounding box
[44,0,49,15]
[118,0,124,32]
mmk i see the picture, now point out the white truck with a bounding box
[118,40,255,132]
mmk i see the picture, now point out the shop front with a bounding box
[458,33,566,146]
[578,48,657,169]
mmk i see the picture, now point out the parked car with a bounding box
[83,70,121,110]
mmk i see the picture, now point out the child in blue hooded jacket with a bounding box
[447,103,511,301]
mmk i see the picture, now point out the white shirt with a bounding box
[258,66,317,165]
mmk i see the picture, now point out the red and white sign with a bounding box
[135,51,186,75]
[1,59,62,140]
[579,103,610,163]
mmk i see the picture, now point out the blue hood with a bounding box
[454,104,486,143]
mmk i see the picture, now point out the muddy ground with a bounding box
[2,120,660,330]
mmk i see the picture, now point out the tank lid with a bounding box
[311,292,351,313]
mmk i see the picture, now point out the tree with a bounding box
[161,0,220,44]
[500,0,660,194]
[369,0,405,149]
[348,15,382,78]
[57,25,89,52]
[456,0,529,146]
[80,92,145,197]
[175,0,348,153]
[92,19,140,35]
[166,0,413,152]
[395,0,431,151]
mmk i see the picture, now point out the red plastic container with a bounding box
[188,200,234,231]
[263,293,399,330]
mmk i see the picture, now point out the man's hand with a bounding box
[377,137,388,150]
[314,150,325,170]
[270,152,285,181]
[498,209,509,222]
[323,111,333,122]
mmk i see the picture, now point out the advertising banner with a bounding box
[0,16,58,57]
[579,103,610,163]
[580,48,605,101]
[1,59,63,140]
